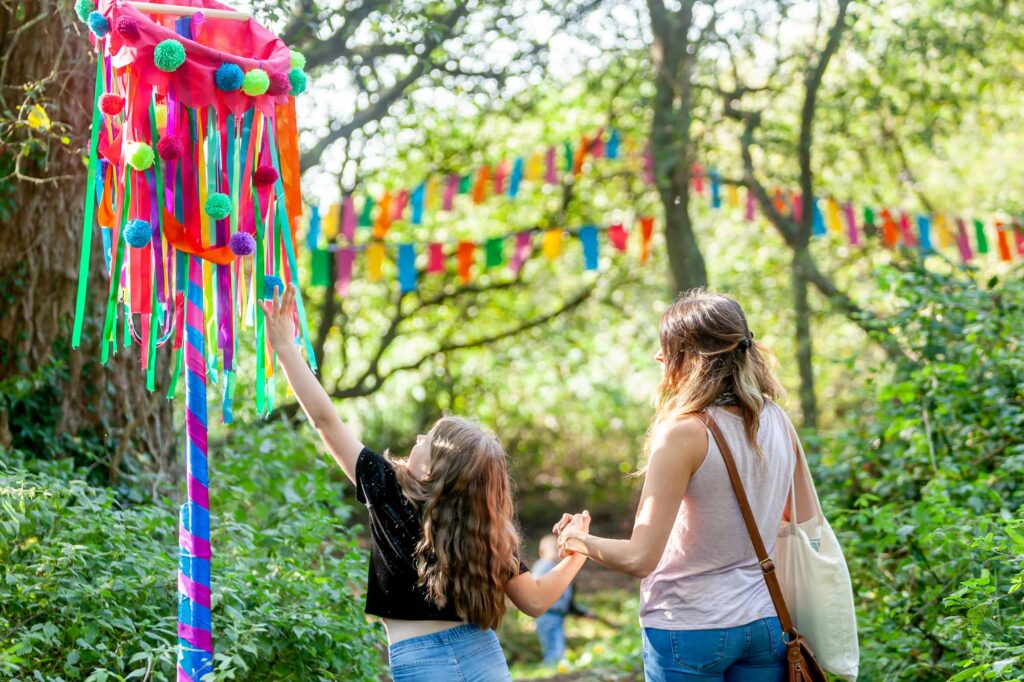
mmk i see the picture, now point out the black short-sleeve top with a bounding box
[355,447,528,621]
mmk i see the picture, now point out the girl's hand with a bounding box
[259,284,296,351]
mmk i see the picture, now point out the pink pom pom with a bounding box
[115,16,140,41]
[254,165,278,187]
[267,72,291,97]
[156,136,184,161]
[99,94,125,116]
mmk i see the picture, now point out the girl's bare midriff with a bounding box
[384,618,466,644]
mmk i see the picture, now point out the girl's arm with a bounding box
[504,513,590,618]
[556,417,706,578]
[260,286,363,483]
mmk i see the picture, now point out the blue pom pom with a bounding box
[263,275,285,299]
[215,63,244,92]
[124,219,152,248]
[87,11,110,38]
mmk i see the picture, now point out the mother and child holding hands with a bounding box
[262,286,804,681]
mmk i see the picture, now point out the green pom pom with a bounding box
[288,68,307,96]
[289,50,306,70]
[125,142,154,171]
[241,69,270,96]
[74,0,95,22]
[153,39,186,73]
[205,193,232,221]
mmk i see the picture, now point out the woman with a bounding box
[555,290,796,681]
[261,285,589,681]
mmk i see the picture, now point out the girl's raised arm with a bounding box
[259,285,363,483]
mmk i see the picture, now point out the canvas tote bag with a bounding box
[776,422,859,680]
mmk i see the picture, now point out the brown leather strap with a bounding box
[696,411,798,637]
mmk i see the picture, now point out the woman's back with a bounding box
[639,402,795,630]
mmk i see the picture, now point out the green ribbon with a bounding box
[72,56,106,349]
[255,204,266,415]
[167,344,183,400]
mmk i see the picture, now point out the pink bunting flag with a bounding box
[335,248,355,297]
[591,131,605,159]
[544,146,558,184]
[509,232,533,274]
[691,163,705,195]
[608,223,628,252]
[392,190,409,221]
[341,194,356,242]
[642,147,654,184]
[1015,222,1024,257]
[898,211,917,247]
[493,161,507,195]
[427,242,446,274]
[791,193,804,224]
[745,188,756,222]
[843,201,860,246]
[955,217,973,263]
[443,174,459,211]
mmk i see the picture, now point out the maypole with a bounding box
[70,0,312,677]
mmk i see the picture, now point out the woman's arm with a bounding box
[504,513,590,618]
[260,286,363,483]
[556,417,707,578]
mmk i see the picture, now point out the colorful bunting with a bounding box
[457,241,475,283]
[398,243,417,293]
[485,237,505,268]
[335,247,355,297]
[509,232,532,274]
[579,225,599,270]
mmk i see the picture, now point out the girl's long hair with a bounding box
[645,289,786,462]
[394,416,521,630]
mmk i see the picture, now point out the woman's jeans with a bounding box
[534,612,567,665]
[388,624,512,681]
[642,617,787,681]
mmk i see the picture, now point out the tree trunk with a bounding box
[648,1,708,295]
[791,248,819,429]
[0,1,174,485]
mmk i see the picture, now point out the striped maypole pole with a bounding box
[177,255,213,681]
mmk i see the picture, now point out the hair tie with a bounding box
[739,333,754,351]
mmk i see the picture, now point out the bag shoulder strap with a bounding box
[695,411,798,636]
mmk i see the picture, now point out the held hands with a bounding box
[258,284,297,351]
[553,510,591,559]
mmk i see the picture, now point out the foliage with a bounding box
[818,264,1024,680]
[0,421,383,681]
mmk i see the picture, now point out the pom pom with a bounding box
[154,103,167,130]
[156,136,183,161]
[229,232,256,256]
[87,11,110,38]
[263,275,285,299]
[241,69,270,96]
[205,192,231,220]
[267,71,291,96]
[289,50,306,69]
[253,165,278,187]
[125,142,154,171]
[154,39,186,73]
[115,16,140,40]
[215,63,244,92]
[74,0,95,23]
[288,68,307,96]
[98,93,125,116]
[124,219,152,248]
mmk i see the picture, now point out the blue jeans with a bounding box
[535,613,567,665]
[388,624,512,681]
[642,617,787,681]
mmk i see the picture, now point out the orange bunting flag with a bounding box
[457,241,475,283]
[573,137,587,175]
[472,167,490,204]
[542,229,563,262]
[880,209,899,248]
[773,188,788,217]
[639,216,655,264]
[373,192,392,239]
[367,242,386,281]
[996,222,1013,261]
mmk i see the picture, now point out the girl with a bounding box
[555,290,795,681]
[260,286,588,681]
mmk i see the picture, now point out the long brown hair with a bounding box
[394,416,521,630]
[646,289,785,460]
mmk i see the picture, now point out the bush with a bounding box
[0,421,383,681]
[818,265,1024,680]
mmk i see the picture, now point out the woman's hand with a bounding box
[258,284,296,351]
[556,510,590,558]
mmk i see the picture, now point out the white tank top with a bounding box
[639,402,795,630]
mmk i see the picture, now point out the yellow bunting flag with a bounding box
[826,198,842,233]
[322,203,340,240]
[542,229,563,262]
[425,176,441,212]
[526,152,543,182]
[727,184,740,208]
[934,214,954,248]
[367,242,386,281]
